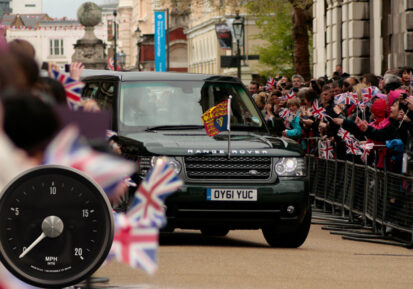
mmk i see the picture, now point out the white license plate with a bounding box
[206,189,257,201]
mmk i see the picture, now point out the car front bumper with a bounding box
[164,179,310,230]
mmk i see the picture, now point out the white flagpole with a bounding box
[227,95,232,159]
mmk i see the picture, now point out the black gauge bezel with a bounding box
[0,165,114,288]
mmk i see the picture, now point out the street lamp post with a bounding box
[118,51,126,70]
[232,13,244,80]
[113,10,117,71]
[135,25,141,70]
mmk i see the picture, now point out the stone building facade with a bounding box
[4,14,107,67]
[114,0,188,71]
[185,1,267,84]
[313,0,413,78]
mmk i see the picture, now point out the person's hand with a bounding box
[355,116,362,126]
[333,118,343,125]
[265,103,272,113]
[70,62,85,81]
[398,110,405,121]
[82,99,101,112]
[109,140,121,154]
[404,115,411,123]
[359,120,368,132]
[282,130,287,137]
[47,62,59,78]
[333,105,343,115]
[302,118,314,126]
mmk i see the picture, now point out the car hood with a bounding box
[118,130,303,157]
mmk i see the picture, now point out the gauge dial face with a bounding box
[0,166,114,288]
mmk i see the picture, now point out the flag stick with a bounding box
[228,95,232,159]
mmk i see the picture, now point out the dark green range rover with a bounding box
[82,70,311,248]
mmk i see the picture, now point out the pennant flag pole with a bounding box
[227,95,232,160]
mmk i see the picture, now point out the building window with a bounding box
[49,39,64,56]
[25,4,36,7]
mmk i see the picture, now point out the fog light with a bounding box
[286,205,295,215]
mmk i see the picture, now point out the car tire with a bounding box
[262,207,312,248]
[200,227,230,237]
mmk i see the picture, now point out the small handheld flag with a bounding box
[43,125,136,201]
[107,159,183,274]
[360,142,374,164]
[311,99,331,121]
[320,140,334,159]
[51,69,84,110]
[127,157,183,228]
[265,77,276,91]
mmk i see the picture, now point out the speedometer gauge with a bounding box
[0,165,113,288]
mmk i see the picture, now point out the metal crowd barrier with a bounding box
[306,153,413,247]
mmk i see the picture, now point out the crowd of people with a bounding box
[250,65,413,173]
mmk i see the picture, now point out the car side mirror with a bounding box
[267,117,285,136]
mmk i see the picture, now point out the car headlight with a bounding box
[275,157,305,177]
[151,156,182,175]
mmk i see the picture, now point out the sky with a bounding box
[42,0,115,19]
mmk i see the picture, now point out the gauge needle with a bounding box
[19,232,46,259]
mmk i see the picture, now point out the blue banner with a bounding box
[154,11,166,72]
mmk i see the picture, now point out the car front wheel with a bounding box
[262,207,311,248]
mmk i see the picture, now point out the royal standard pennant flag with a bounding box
[201,99,231,137]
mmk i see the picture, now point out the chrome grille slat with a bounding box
[184,156,272,180]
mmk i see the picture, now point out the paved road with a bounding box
[96,219,413,289]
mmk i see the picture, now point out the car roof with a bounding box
[81,69,242,83]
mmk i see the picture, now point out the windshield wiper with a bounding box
[145,125,205,131]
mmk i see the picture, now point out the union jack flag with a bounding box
[361,86,380,102]
[279,108,291,120]
[334,92,358,105]
[359,142,375,164]
[311,99,329,121]
[345,139,362,155]
[286,91,296,100]
[43,125,136,200]
[127,158,183,228]
[52,69,84,110]
[320,140,334,159]
[337,128,356,144]
[109,223,159,274]
[265,77,276,91]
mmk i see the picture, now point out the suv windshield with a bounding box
[119,81,264,131]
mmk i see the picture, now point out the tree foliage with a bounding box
[246,1,294,77]
[246,0,312,79]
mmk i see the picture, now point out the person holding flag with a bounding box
[282,98,302,142]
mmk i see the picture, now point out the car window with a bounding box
[119,81,263,129]
[82,81,116,111]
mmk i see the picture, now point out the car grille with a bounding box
[184,156,272,180]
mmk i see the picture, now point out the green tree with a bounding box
[247,1,294,77]
[247,0,312,80]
